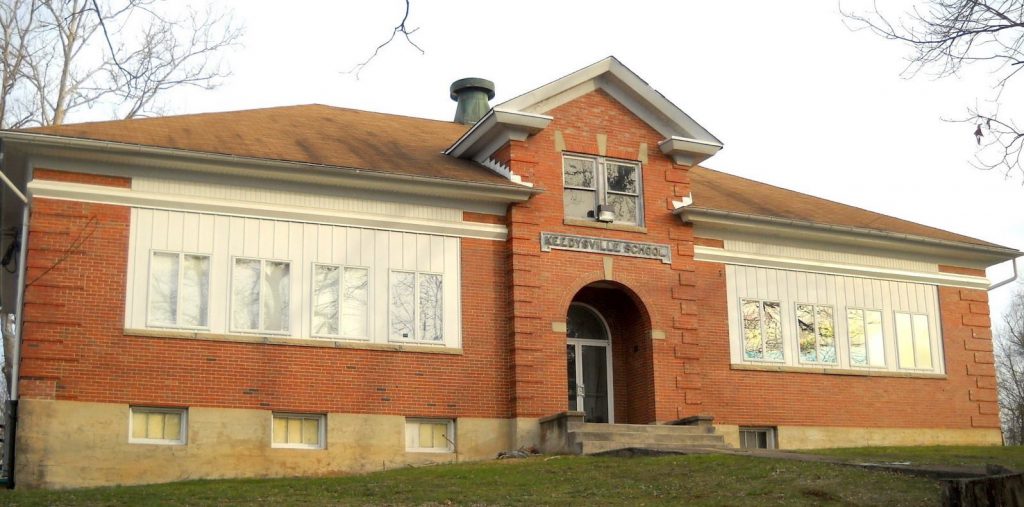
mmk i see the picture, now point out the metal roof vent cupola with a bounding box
[450,78,495,125]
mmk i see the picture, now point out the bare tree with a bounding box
[345,0,423,79]
[843,1,1024,181]
[0,0,243,128]
[997,281,1024,443]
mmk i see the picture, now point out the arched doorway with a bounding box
[566,303,614,423]
[565,281,654,425]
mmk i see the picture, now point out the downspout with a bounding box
[0,140,29,488]
[988,258,1019,292]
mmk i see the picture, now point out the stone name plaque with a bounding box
[540,232,672,264]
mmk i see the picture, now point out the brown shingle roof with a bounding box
[22,104,519,187]
[16,105,1014,251]
[689,166,1008,249]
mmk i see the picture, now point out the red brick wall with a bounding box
[34,168,131,188]
[505,89,702,421]
[18,195,514,419]
[695,259,999,429]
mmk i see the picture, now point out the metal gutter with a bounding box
[678,206,1022,260]
[0,131,541,203]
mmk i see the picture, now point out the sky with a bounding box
[131,1,1021,325]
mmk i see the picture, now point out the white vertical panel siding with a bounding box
[726,265,944,374]
[132,177,462,222]
[724,238,937,273]
[125,209,462,348]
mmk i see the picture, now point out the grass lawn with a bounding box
[804,445,1024,471]
[0,453,942,507]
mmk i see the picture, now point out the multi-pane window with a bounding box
[741,299,783,361]
[848,309,885,367]
[272,413,324,449]
[312,264,369,339]
[130,407,187,445]
[405,418,454,452]
[796,304,836,363]
[389,271,443,343]
[562,154,642,225]
[739,427,776,449]
[895,312,932,370]
[148,252,210,328]
[231,258,291,333]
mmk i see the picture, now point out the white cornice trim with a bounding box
[658,136,724,167]
[680,207,1020,266]
[694,245,990,289]
[2,131,538,204]
[444,109,552,184]
[28,179,509,241]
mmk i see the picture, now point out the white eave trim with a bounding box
[28,179,509,241]
[679,206,1021,266]
[1,131,538,204]
[695,245,990,290]
[445,108,552,159]
[658,136,724,167]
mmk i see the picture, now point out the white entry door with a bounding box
[566,303,614,423]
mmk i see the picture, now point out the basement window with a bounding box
[406,418,455,453]
[129,407,187,445]
[272,413,325,449]
[739,427,776,450]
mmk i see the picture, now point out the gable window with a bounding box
[741,299,783,361]
[312,264,369,339]
[148,252,210,328]
[796,304,836,364]
[406,418,454,452]
[231,258,291,333]
[389,271,443,343]
[848,309,885,367]
[895,312,932,370]
[130,407,187,445]
[563,154,642,225]
[272,413,325,449]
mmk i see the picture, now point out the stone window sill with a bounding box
[730,363,946,379]
[124,328,463,355]
[563,218,647,233]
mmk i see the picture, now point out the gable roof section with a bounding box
[17,104,522,189]
[687,166,1015,252]
[448,57,724,172]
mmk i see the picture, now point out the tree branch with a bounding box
[343,0,423,79]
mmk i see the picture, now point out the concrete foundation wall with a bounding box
[715,424,1001,450]
[15,399,516,489]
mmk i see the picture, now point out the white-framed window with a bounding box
[405,418,454,453]
[147,251,210,329]
[895,312,933,370]
[312,264,369,340]
[231,257,291,334]
[271,413,325,449]
[848,308,886,367]
[796,304,836,364]
[739,427,776,449]
[389,271,443,343]
[562,154,643,226]
[741,299,783,361]
[129,407,187,445]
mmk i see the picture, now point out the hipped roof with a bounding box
[9,103,1014,252]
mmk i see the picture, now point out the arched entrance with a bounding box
[566,303,614,423]
[565,281,654,424]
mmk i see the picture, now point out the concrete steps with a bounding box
[569,422,727,455]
